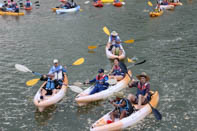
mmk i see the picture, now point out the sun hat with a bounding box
[53,59,59,64]
[136,72,150,81]
[113,92,124,98]
[111,31,118,36]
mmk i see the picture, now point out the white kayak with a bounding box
[75,70,132,106]
[33,74,68,112]
[0,3,3,8]
[105,45,126,60]
[90,91,159,131]
[160,4,174,10]
[56,5,80,14]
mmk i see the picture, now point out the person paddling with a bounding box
[108,92,134,123]
[48,59,67,89]
[59,0,72,9]
[107,31,122,52]
[84,68,109,95]
[128,72,151,109]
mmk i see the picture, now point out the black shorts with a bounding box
[42,86,53,95]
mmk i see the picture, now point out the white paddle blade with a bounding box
[84,1,90,4]
[107,79,117,85]
[15,64,32,73]
[69,85,83,93]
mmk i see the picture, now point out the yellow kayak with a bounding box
[0,11,24,16]
[149,10,163,17]
[101,0,124,3]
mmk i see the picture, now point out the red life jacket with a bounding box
[137,82,148,91]
[96,75,106,80]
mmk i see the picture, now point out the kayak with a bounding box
[113,2,122,7]
[33,74,68,112]
[93,1,104,7]
[105,45,126,60]
[75,70,132,106]
[169,2,183,6]
[101,0,124,3]
[149,10,163,17]
[0,11,24,16]
[52,8,60,12]
[0,3,3,8]
[56,5,80,14]
[90,91,159,131]
[24,6,32,10]
[160,5,174,10]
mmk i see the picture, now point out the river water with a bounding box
[0,0,196,130]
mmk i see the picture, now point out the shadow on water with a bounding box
[34,105,57,126]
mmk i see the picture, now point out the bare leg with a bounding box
[110,111,115,122]
[119,110,126,120]
[128,94,136,103]
[114,75,124,81]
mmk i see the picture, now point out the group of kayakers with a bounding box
[0,0,32,12]
[154,0,181,12]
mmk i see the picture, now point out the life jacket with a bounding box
[136,82,149,96]
[95,75,108,87]
[109,35,119,45]
[51,65,64,80]
[26,1,31,7]
[45,78,55,90]
[116,98,134,113]
[112,65,123,75]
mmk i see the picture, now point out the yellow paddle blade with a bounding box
[103,26,110,36]
[127,57,135,63]
[148,1,153,6]
[26,78,40,86]
[124,39,135,44]
[88,45,98,50]
[80,9,83,12]
[72,58,85,65]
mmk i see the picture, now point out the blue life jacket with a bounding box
[116,98,133,113]
[45,78,55,90]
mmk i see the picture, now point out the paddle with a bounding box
[16,58,85,93]
[88,26,134,50]
[26,78,83,93]
[88,39,134,50]
[148,102,162,120]
[148,1,153,6]
[127,60,146,69]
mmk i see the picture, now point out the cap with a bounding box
[98,68,104,73]
[53,59,58,64]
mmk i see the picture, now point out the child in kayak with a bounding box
[107,31,122,52]
[84,68,109,95]
[109,58,125,81]
[128,72,151,109]
[40,74,57,100]
[108,92,134,123]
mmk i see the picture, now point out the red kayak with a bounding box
[113,2,122,7]
[25,6,32,10]
[93,1,103,7]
